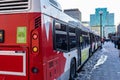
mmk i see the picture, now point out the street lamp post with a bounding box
[99,11,103,47]
[99,11,103,38]
[103,27,105,38]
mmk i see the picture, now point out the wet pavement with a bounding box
[76,41,120,80]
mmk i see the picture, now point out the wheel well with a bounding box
[72,57,76,65]
[69,57,77,80]
[70,57,76,70]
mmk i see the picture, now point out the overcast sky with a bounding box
[57,0,120,26]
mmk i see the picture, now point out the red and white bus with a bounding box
[0,0,99,80]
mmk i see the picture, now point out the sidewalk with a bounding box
[76,41,120,80]
[91,42,120,80]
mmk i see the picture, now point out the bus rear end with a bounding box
[0,13,30,80]
[0,0,43,80]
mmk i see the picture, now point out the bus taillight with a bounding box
[32,67,39,73]
[31,29,39,55]
[0,30,4,43]
[32,46,38,52]
[32,33,38,40]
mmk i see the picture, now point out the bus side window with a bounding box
[69,35,76,49]
[56,34,67,51]
[69,27,76,50]
[54,21,68,51]
[80,36,83,49]
[83,37,85,48]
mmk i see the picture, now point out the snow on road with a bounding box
[93,54,108,69]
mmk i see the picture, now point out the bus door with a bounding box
[76,28,81,66]
[80,31,89,64]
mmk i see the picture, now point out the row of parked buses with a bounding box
[0,0,101,80]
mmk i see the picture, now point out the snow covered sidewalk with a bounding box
[91,42,120,80]
[76,41,120,80]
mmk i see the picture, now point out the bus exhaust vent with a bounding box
[0,0,29,12]
[35,17,41,28]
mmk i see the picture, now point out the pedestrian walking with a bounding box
[101,38,104,44]
[117,38,120,57]
[114,37,118,48]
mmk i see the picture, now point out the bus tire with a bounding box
[69,59,76,80]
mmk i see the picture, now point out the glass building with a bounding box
[90,8,115,38]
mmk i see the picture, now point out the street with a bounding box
[76,41,120,80]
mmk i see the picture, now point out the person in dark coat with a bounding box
[117,38,120,57]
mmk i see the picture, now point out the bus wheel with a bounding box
[69,59,76,80]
